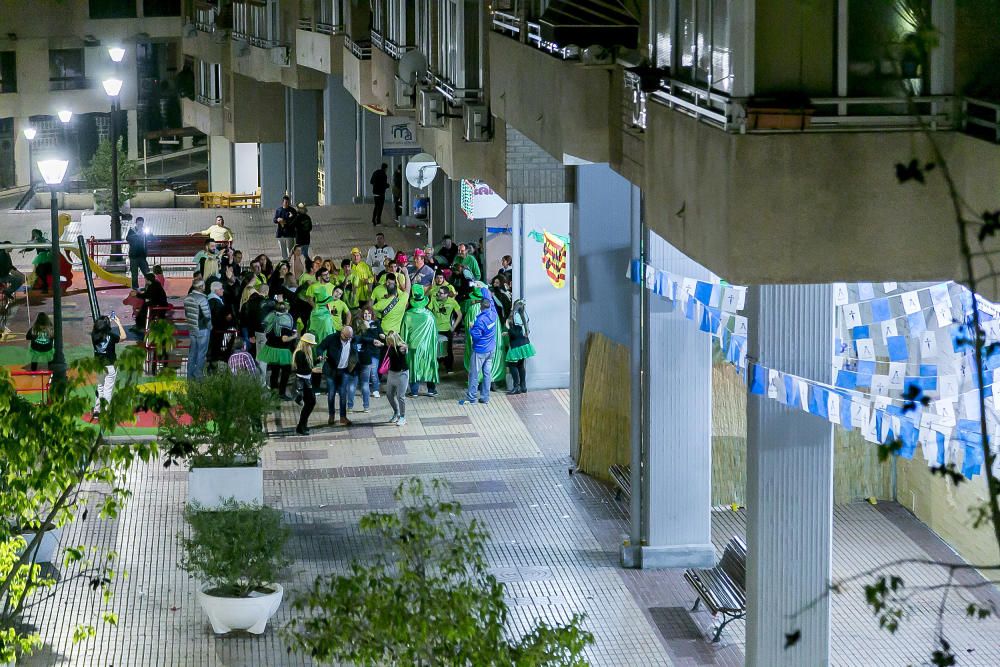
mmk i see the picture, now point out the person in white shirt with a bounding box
[199,215,234,242]
[366,232,395,272]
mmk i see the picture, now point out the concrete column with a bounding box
[569,164,635,462]
[323,75,357,206]
[126,109,139,161]
[208,135,234,193]
[429,173,446,238]
[745,284,834,666]
[259,142,286,210]
[640,233,714,568]
[15,117,31,186]
[285,88,320,205]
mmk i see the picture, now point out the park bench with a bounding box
[684,536,748,642]
[609,464,631,502]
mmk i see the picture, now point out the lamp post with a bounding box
[36,158,70,387]
[106,46,126,252]
[22,127,36,186]
[102,77,124,253]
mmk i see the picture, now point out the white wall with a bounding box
[209,135,233,192]
[234,142,259,194]
[513,202,571,390]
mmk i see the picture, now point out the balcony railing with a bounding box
[964,97,1000,144]
[371,30,385,51]
[384,39,415,61]
[49,77,92,92]
[232,0,282,48]
[491,10,577,60]
[429,72,482,105]
[194,1,217,32]
[196,93,222,106]
[298,17,313,31]
[346,36,371,60]
[315,21,342,35]
[624,71,647,130]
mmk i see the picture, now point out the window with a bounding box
[49,49,88,92]
[233,0,282,46]
[197,60,222,103]
[387,0,414,48]
[654,0,732,94]
[144,0,181,17]
[315,0,345,31]
[0,52,16,94]
[89,0,138,19]
[845,0,929,97]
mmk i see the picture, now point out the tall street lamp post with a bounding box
[105,45,126,267]
[37,158,70,386]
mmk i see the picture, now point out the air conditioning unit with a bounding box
[394,76,415,111]
[463,104,490,142]
[418,89,445,128]
[270,45,289,66]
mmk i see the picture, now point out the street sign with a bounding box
[382,116,420,156]
[460,180,507,220]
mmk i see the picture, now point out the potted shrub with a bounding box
[746,92,814,130]
[160,372,277,509]
[179,499,290,634]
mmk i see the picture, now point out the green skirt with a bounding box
[507,342,536,363]
[30,348,55,364]
[257,345,291,365]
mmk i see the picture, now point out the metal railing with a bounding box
[491,10,520,35]
[371,30,385,51]
[194,1,217,32]
[964,97,1000,144]
[490,10,577,60]
[429,72,482,105]
[346,36,371,60]
[195,93,221,106]
[232,0,283,48]
[649,79,731,129]
[298,17,313,31]
[623,71,647,130]
[315,21,341,35]
[384,39,415,60]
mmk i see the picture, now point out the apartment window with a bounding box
[197,60,222,103]
[372,0,387,37]
[315,0,345,31]
[387,0,414,48]
[434,0,481,91]
[144,0,181,17]
[233,0,282,46]
[844,0,930,97]
[675,0,732,93]
[89,0,138,19]
[0,52,16,94]
[415,0,438,72]
[49,49,88,92]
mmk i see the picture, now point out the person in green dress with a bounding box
[258,299,298,399]
[401,285,439,397]
[306,268,336,342]
[505,299,536,394]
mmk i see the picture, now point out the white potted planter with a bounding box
[187,459,264,509]
[17,526,62,564]
[197,583,284,634]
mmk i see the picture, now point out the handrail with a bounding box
[964,96,1000,144]
[195,93,221,106]
[383,39,414,60]
[428,72,482,105]
[315,22,342,35]
[346,36,371,60]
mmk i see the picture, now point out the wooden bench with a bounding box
[684,536,747,642]
[609,464,631,501]
[142,236,231,272]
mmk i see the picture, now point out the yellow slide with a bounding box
[70,248,132,287]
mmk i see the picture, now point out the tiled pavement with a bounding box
[7,206,1000,665]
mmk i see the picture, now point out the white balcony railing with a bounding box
[194,2,217,32]
[346,36,371,60]
[964,97,1000,144]
[232,0,283,48]
[491,10,577,60]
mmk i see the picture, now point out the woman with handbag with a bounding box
[506,299,536,395]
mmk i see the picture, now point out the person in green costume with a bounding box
[431,281,461,373]
[328,285,352,333]
[306,267,336,342]
[462,284,506,386]
[456,243,481,281]
[349,247,374,308]
[373,269,410,334]
[401,285,439,397]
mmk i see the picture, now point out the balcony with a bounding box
[416,116,507,195]
[370,36,418,115]
[631,96,1000,298]
[489,30,616,164]
[183,2,229,64]
[295,21,346,74]
[181,95,224,136]
[223,73,285,143]
[342,37,381,109]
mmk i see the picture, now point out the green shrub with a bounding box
[178,499,290,598]
[159,371,277,467]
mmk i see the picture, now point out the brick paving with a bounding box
[7,206,1000,665]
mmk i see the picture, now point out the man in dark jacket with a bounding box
[134,271,168,334]
[273,195,297,260]
[370,163,389,226]
[293,203,313,260]
[460,288,498,406]
[207,280,234,364]
[125,217,150,289]
[316,325,359,426]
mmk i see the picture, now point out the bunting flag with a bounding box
[628,260,1000,479]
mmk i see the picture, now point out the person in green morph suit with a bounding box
[401,285,439,397]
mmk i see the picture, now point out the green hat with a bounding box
[410,284,429,307]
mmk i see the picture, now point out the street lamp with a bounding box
[102,76,124,255]
[57,110,73,124]
[108,46,126,63]
[36,158,70,386]
[22,127,36,186]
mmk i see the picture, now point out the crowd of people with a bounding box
[100,202,536,435]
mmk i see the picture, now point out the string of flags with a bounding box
[627,260,999,480]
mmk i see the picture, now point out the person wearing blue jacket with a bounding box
[460,287,498,405]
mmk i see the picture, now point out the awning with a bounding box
[538,0,639,50]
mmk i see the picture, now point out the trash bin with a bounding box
[413,196,429,220]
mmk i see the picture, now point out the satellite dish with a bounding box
[398,50,428,86]
[406,153,438,189]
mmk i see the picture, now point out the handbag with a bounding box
[378,349,391,375]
